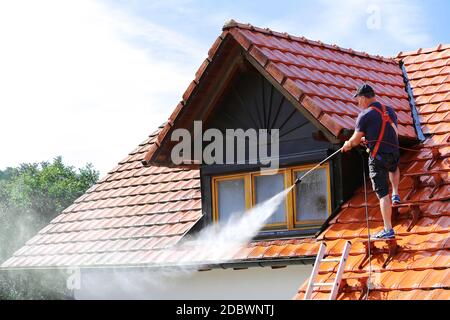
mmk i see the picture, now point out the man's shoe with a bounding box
[392,194,401,205]
[371,228,395,239]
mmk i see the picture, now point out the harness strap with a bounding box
[369,104,398,159]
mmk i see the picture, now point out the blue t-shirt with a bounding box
[355,102,399,154]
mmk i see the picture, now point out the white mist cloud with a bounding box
[0,0,206,177]
[79,187,293,294]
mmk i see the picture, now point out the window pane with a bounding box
[254,173,286,225]
[295,168,329,223]
[217,178,245,223]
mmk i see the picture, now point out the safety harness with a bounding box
[368,104,398,159]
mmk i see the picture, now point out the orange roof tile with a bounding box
[399,44,450,137]
[295,43,450,300]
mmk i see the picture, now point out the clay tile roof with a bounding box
[397,44,450,136]
[143,20,418,166]
[295,43,450,300]
[1,21,448,300]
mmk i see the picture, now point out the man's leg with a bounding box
[369,156,394,236]
[379,194,393,230]
[389,167,400,196]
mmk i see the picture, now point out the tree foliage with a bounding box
[0,156,99,299]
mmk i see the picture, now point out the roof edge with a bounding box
[0,257,315,272]
[396,43,450,58]
[222,19,396,64]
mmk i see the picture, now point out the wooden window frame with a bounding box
[211,163,332,231]
[291,163,332,229]
[251,169,289,229]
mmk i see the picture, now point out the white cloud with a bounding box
[265,0,432,56]
[0,0,206,177]
[381,0,432,48]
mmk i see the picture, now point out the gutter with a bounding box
[0,257,315,273]
[213,256,315,270]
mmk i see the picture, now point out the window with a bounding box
[211,164,331,231]
[253,173,286,226]
[216,177,246,223]
[294,168,329,228]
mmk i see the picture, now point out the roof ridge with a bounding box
[397,43,450,58]
[222,19,396,64]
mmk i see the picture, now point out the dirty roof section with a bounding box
[294,44,450,300]
[143,20,418,166]
[1,125,318,269]
[1,126,204,268]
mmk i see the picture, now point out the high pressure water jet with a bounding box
[294,148,343,186]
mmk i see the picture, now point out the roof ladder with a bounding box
[304,241,352,300]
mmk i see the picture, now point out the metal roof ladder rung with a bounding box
[304,241,352,300]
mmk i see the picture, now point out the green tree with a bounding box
[0,156,99,299]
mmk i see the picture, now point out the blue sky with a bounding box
[103,0,449,55]
[0,0,448,177]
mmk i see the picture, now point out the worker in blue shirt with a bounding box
[342,84,401,239]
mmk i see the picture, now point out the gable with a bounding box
[203,65,333,168]
[143,20,419,168]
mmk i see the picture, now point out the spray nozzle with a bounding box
[294,178,302,185]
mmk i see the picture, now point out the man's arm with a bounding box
[342,131,365,152]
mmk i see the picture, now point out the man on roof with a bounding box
[342,84,401,239]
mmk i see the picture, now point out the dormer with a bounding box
[142,20,419,238]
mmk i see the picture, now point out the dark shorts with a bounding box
[368,152,400,199]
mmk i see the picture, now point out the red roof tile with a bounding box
[142,20,418,167]
[399,44,450,137]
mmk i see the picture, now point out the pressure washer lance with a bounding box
[294,148,343,186]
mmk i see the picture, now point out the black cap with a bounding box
[353,84,375,98]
